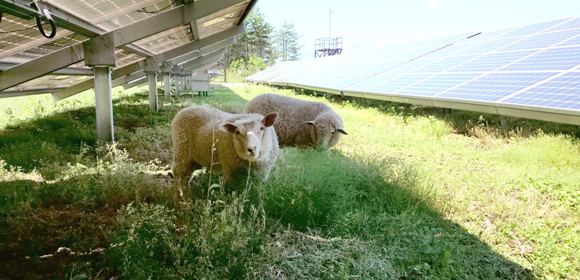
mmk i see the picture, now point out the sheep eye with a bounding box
[260,126,265,130]
[235,130,240,135]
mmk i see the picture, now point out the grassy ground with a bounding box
[0,84,579,279]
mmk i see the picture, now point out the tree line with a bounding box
[224,8,303,75]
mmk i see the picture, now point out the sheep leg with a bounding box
[222,166,245,192]
[173,159,206,198]
[172,160,199,185]
[223,167,260,193]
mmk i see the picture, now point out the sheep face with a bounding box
[305,114,348,150]
[220,113,278,161]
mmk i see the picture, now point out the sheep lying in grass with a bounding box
[243,93,347,150]
[171,105,279,192]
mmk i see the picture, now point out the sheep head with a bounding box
[220,112,278,161]
[304,112,347,150]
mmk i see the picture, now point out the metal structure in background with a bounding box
[0,0,257,143]
[315,37,342,58]
[250,16,580,126]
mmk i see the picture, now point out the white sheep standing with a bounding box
[171,105,279,191]
[243,93,347,150]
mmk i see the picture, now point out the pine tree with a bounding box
[274,21,303,61]
[224,7,274,65]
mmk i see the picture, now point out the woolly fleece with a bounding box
[171,105,279,190]
[243,93,347,149]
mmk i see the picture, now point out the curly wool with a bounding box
[171,105,279,190]
[243,93,347,149]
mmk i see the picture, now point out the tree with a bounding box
[224,7,275,65]
[245,8,275,61]
[274,21,303,61]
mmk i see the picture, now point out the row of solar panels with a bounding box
[0,0,253,99]
[247,16,580,126]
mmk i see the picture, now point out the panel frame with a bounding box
[0,0,247,91]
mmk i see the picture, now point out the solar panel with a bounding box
[495,18,569,38]
[315,74,369,89]
[501,46,580,71]
[454,36,526,55]
[449,50,536,72]
[363,74,432,94]
[393,73,482,97]
[437,72,558,101]
[387,58,438,74]
[498,29,580,51]
[1,0,252,99]
[501,72,580,110]
[248,16,580,125]
[412,55,475,73]
[557,33,580,47]
[546,17,580,31]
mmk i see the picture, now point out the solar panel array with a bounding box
[247,16,580,125]
[0,0,250,97]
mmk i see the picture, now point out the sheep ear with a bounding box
[263,112,277,127]
[304,121,315,126]
[337,128,348,135]
[220,122,238,134]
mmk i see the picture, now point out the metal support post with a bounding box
[175,75,181,98]
[164,73,171,99]
[188,75,192,91]
[161,61,174,99]
[224,64,227,83]
[84,32,116,144]
[147,72,158,111]
[181,75,186,92]
[144,56,160,111]
[93,66,114,143]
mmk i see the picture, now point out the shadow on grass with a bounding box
[0,167,175,279]
[0,87,249,174]
[0,181,116,279]
[259,148,535,279]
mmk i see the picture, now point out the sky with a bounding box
[256,0,580,60]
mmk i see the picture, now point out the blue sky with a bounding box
[256,0,580,59]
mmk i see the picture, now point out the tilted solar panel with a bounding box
[501,46,580,71]
[498,29,580,51]
[247,16,580,125]
[411,55,475,73]
[550,17,580,31]
[393,73,482,97]
[501,72,580,110]
[495,18,569,38]
[455,36,526,55]
[437,72,558,102]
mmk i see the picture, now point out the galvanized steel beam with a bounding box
[147,72,158,111]
[163,25,244,63]
[164,73,171,99]
[52,28,242,101]
[52,61,145,101]
[0,0,247,91]
[0,62,92,75]
[93,66,114,143]
[180,49,227,70]
[174,37,235,65]
[0,88,65,98]
[0,0,155,59]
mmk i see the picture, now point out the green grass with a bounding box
[1,84,579,279]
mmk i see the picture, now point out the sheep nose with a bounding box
[247,147,255,154]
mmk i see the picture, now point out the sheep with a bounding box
[243,93,347,150]
[171,105,279,193]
